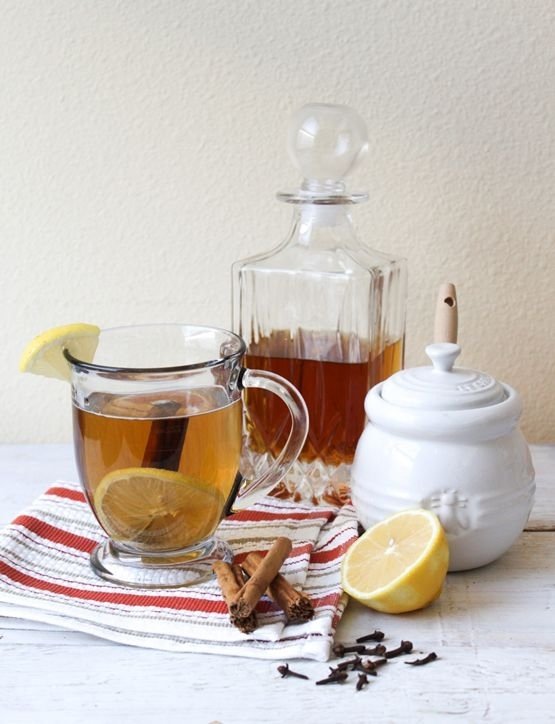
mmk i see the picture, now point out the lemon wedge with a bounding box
[93,467,224,551]
[19,323,100,381]
[341,509,449,614]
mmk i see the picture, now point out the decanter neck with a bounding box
[289,203,358,249]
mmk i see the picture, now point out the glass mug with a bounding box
[65,324,308,588]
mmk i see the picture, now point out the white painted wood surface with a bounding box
[0,444,554,724]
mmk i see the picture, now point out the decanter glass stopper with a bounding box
[287,103,368,195]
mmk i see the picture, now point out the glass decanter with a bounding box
[232,103,407,502]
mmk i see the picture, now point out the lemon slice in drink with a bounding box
[93,467,224,551]
[19,323,100,381]
[341,509,449,614]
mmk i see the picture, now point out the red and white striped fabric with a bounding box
[0,480,358,660]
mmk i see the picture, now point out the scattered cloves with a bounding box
[277,663,309,680]
[356,673,369,691]
[297,634,440,692]
[405,652,438,666]
[385,640,413,659]
[356,630,385,643]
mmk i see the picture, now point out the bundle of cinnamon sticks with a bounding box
[213,536,314,634]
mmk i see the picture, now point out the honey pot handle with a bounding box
[434,282,458,344]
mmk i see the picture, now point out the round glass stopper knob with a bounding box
[287,103,368,189]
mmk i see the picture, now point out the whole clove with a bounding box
[405,652,438,666]
[316,670,349,685]
[360,657,388,675]
[356,673,369,691]
[332,643,366,657]
[277,663,309,680]
[335,655,362,671]
[360,644,387,657]
[384,640,413,659]
[356,630,385,643]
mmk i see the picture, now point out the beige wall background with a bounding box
[1,0,554,443]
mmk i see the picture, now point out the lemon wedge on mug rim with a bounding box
[93,467,224,551]
[19,323,100,381]
[341,508,449,614]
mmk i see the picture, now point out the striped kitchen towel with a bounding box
[0,480,358,660]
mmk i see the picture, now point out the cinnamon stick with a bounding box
[212,560,257,634]
[230,537,292,619]
[242,551,314,623]
[142,401,189,471]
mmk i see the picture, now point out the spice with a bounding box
[242,551,314,623]
[316,671,349,685]
[356,630,385,643]
[360,644,386,657]
[141,400,188,470]
[322,481,351,507]
[335,655,362,671]
[271,630,441,692]
[384,640,413,659]
[360,658,387,674]
[212,561,257,634]
[230,537,292,619]
[405,652,438,666]
[277,663,309,680]
[273,631,442,692]
[332,643,367,657]
[270,481,291,499]
[356,673,369,691]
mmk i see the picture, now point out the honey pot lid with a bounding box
[380,343,506,411]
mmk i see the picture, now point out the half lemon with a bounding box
[341,509,449,614]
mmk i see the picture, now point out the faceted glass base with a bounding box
[241,446,352,506]
[89,537,233,588]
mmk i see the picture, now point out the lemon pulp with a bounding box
[93,467,224,551]
[341,509,449,614]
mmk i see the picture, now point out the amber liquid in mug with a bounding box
[246,333,404,466]
[73,389,242,551]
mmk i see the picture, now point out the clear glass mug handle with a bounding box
[230,368,309,511]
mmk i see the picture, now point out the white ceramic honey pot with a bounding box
[351,287,535,571]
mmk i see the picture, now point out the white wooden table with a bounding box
[0,444,554,724]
